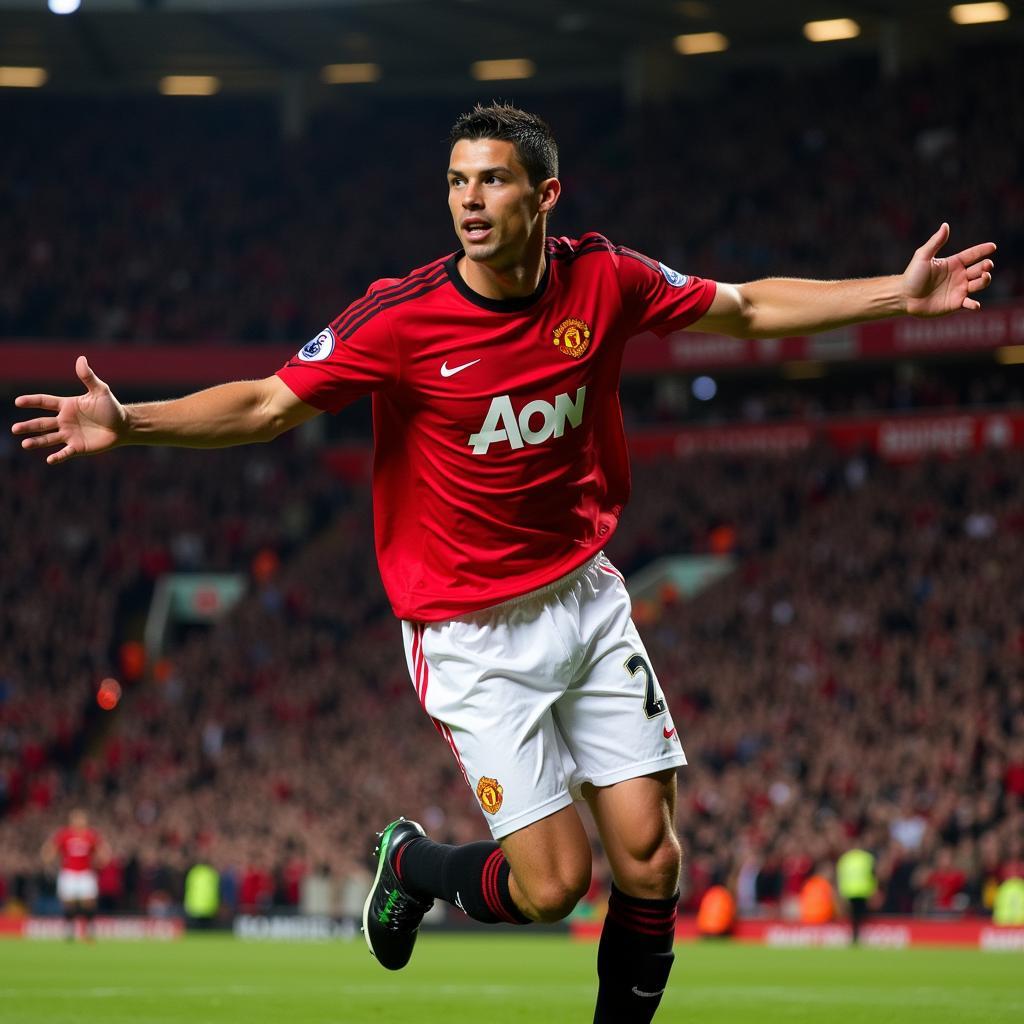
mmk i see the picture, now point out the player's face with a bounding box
[447,139,551,268]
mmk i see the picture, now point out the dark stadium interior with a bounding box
[2,6,1022,931]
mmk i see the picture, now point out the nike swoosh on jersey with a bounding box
[440,358,481,377]
[663,726,677,740]
[632,986,666,998]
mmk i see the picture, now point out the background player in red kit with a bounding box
[41,808,109,941]
[14,104,995,1020]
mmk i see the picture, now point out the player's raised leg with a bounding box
[364,803,593,970]
[584,770,681,1024]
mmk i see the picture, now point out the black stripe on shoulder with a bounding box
[336,271,448,341]
[613,245,661,274]
[332,260,447,337]
[548,238,615,262]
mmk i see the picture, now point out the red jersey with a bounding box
[278,233,716,620]
[53,827,100,871]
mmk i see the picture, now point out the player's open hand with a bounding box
[902,223,996,317]
[12,356,128,466]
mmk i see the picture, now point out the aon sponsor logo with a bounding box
[468,386,587,455]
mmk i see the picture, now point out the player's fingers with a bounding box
[20,431,66,450]
[961,297,982,311]
[46,445,79,466]
[967,274,992,294]
[11,416,59,436]
[966,259,994,280]
[955,242,997,266]
[919,222,949,259]
[13,394,61,411]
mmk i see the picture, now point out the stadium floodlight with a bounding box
[471,59,536,81]
[320,63,381,84]
[47,0,81,13]
[803,18,861,42]
[158,75,221,96]
[673,32,729,55]
[0,66,48,88]
[950,2,1010,24]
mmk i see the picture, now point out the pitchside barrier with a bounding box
[571,917,1024,951]
[0,916,183,940]
[3,913,1020,950]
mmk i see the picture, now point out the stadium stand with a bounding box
[2,38,1021,924]
[2,437,1022,919]
[1,44,1021,343]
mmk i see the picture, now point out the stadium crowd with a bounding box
[1,43,1021,344]
[1,429,1022,920]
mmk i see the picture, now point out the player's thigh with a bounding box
[583,769,681,898]
[499,803,592,921]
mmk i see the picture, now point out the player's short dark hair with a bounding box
[449,102,559,186]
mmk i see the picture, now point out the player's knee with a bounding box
[523,869,591,923]
[617,831,681,898]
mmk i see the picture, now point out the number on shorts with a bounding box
[625,653,666,719]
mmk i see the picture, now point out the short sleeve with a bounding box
[617,248,717,338]
[276,285,401,414]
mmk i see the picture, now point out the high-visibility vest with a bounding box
[696,885,736,935]
[800,875,835,923]
[184,863,220,918]
[993,878,1024,925]
[837,849,876,899]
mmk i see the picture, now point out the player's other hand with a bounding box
[12,356,128,466]
[902,223,996,317]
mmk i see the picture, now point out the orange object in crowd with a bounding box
[696,885,736,936]
[709,523,737,555]
[119,640,146,682]
[799,875,835,923]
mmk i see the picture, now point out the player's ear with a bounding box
[536,176,560,215]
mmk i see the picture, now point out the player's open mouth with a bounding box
[462,220,492,242]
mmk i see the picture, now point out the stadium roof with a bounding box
[0,0,1018,97]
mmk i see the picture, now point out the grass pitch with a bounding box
[1,933,1021,1024]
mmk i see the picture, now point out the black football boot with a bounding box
[362,817,434,970]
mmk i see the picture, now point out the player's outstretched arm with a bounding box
[692,223,996,339]
[13,355,319,466]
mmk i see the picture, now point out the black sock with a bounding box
[396,838,530,925]
[593,885,678,1024]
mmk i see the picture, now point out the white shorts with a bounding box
[57,869,98,903]
[402,552,686,839]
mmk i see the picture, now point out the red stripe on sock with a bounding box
[606,905,676,936]
[482,849,519,925]
[481,849,502,919]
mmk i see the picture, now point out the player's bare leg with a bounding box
[498,804,592,922]
[584,769,681,1023]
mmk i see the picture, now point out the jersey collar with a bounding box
[444,252,551,313]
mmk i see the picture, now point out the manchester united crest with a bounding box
[476,776,504,815]
[552,317,591,359]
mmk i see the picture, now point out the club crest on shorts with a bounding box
[552,317,591,359]
[476,776,504,815]
[298,328,335,362]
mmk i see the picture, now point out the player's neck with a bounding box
[458,234,547,302]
